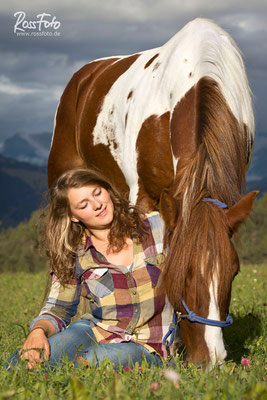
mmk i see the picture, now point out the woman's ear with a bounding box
[71,216,79,223]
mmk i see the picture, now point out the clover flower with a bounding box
[241,358,250,366]
[149,382,159,392]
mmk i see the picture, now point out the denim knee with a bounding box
[5,319,97,369]
[48,319,96,365]
[77,341,163,368]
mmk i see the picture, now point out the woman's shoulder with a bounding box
[144,211,165,230]
[143,211,165,252]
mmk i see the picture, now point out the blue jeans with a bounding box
[6,319,162,369]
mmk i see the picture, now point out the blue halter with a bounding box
[202,198,228,209]
[180,297,233,327]
[163,198,233,347]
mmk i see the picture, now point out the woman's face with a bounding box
[68,185,114,230]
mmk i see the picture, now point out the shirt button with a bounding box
[134,308,138,313]
[132,289,137,295]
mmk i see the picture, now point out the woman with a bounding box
[7,168,175,369]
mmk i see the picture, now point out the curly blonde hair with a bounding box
[40,168,147,284]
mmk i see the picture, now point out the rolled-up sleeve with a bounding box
[30,274,81,333]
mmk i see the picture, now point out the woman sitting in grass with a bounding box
[7,168,175,369]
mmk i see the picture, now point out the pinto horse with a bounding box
[48,18,258,365]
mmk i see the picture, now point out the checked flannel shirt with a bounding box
[30,212,175,358]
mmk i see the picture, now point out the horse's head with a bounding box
[162,190,258,366]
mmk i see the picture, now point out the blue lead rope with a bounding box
[180,298,233,327]
[163,312,178,347]
[163,197,233,348]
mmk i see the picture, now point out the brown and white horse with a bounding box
[48,18,258,365]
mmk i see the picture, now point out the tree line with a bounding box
[0,194,266,274]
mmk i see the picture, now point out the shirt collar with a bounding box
[84,234,94,252]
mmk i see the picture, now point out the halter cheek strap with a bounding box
[163,198,233,348]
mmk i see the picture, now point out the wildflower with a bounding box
[138,367,143,372]
[149,382,159,392]
[241,358,250,366]
[44,374,48,380]
[163,369,180,389]
[163,369,180,383]
[123,366,132,372]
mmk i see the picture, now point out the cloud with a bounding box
[0,75,40,95]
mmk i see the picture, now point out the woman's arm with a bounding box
[31,318,57,337]
[20,319,56,369]
[30,273,82,333]
[22,273,81,368]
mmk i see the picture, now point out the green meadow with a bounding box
[0,264,266,399]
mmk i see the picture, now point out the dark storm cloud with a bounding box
[0,0,267,139]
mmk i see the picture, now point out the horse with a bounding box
[47,18,258,366]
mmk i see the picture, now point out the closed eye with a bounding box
[94,189,101,196]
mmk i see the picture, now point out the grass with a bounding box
[0,265,266,399]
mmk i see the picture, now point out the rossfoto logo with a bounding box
[14,11,61,37]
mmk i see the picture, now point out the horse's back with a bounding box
[48,18,254,206]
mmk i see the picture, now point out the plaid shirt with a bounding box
[30,212,174,358]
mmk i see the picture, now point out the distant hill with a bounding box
[246,132,267,194]
[0,132,52,166]
[247,176,267,195]
[0,130,266,178]
[0,129,266,229]
[246,132,267,181]
[0,155,47,228]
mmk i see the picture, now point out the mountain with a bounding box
[246,132,267,180]
[0,131,266,177]
[0,155,47,228]
[247,147,267,181]
[0,132,52,166]
[245,132,267,194]
[0,129,266,229]
[247,176,267,194]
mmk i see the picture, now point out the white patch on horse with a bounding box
[204,275,227,365]
[91,18,254,203]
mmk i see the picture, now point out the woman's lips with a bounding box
[96,207,107,217]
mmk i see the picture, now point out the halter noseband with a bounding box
[163,198,233,347]
[179,297,233,327]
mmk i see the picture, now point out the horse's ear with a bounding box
[226,191,259,233]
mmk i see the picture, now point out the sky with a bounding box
[0,0,267,144]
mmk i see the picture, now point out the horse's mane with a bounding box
[163,78,249,310]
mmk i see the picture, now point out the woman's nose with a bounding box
[92,198,102,210]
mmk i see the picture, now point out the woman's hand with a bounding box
[20,328,50,369]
